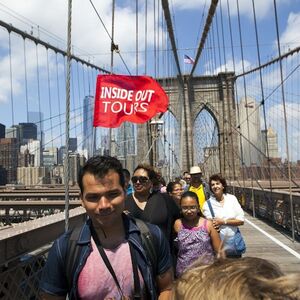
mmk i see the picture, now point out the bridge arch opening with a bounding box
[159,110,180,180]
[193,107,220,180]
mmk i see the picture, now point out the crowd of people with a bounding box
[39,155,300,299]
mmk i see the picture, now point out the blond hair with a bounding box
[172,257,300,300]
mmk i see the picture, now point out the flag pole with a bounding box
[183,54,185,75]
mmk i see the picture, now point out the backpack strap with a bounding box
[64,218,158,289]
[134,218,158,276]
[65,226,82,289]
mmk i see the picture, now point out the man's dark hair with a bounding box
[209,173,228,193]
[78,155,125,194]
[122,168,131,180]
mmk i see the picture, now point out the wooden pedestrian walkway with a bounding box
[240,212,300,274]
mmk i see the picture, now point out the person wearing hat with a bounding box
[188,166,211,210]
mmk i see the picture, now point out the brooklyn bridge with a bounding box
[0,0,299,298]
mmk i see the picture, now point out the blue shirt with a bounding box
[40,214,172,300]
[127,183,133,195]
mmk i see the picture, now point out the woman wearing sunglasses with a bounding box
[125,164,180,246]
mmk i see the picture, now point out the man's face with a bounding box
[184,174,191,184]
[80,170,125,229]
[191,173,202,185]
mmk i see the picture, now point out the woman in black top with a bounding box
[125,164,180,246]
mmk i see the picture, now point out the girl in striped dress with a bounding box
[174,191,221,277]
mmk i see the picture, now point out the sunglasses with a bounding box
[131,176,150,184]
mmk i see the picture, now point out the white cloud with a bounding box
[171,0,290,19]
[279,12,300,50]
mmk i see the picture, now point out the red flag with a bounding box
[93,75,168,128]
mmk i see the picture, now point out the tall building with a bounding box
[58,146,66,165]
[18,123,37,144]
[69,153,80,185]
[0,123,5,138]
[238,97,263,166]
[261,125,279,159]
[17,166,47,186]
[0,166,6,185]
[6,125,20,141]
[18,148,35,167]
[28,111,44,148]
[43,147,58,167]
[83,96,95,158]
[25,140,41,167]
[0,138,18,183]
[69,137,77,152]
[57,138,77,165]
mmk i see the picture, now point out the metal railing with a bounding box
[229,185,300,240]
[0,247,49,300]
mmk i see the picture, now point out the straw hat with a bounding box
[190,166,202,174]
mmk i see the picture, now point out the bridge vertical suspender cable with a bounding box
[251,0,274,216]
[46,49,54,150]
[23,37,29,123]
[273,0,295,242]
[55,53,63,146]
[64,0,72,232]
[8,32,14,126]
[236,0,256,217]
[226,0,246,189]
[108,0,116,157]
[35,43,42,148]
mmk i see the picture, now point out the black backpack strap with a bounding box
[134,218,157,276]
[65,226,82,289]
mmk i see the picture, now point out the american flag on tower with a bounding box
[184,54,195,64]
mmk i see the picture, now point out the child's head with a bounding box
[180,191,201,219]
[172,257,300,300]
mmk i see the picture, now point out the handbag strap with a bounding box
[91,226,141,299]
[207,200,215,218]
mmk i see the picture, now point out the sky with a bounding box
[0,0,299,160]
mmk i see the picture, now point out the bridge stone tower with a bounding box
[136,72,240,179]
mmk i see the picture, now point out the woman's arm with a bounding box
[212,217,243,227]
[207,219,221,253]
[173,219,181,234]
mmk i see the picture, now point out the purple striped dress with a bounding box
[176,219,215,277]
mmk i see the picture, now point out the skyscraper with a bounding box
[0,138,18,183]
[28,111,44,148]
[0,123,5,138]
[18,123,38,144]
[69,137,77,152]
[261,125,279,159]
[26,140,41,167]
[238,97,263,166]
[83,96,95,158]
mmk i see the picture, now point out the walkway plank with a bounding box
[240,212,300,274]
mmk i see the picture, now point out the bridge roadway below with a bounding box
[241,212,300,274]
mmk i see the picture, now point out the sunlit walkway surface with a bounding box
[241,212,300,274]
